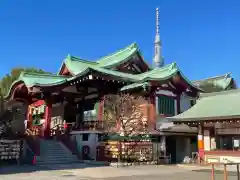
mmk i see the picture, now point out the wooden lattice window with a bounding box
[157,95,175,116]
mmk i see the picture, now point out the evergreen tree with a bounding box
[0,68,51,96]
[0,67,51,136]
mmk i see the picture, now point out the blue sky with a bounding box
[0,0,240,82]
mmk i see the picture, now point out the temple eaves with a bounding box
[168,88,240,122]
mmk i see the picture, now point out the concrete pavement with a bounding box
[0,163,238,180]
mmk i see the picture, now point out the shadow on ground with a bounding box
[0,163,107,175]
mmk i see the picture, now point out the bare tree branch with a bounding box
[104,93,148,137]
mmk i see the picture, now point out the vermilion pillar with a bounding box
[149,91,156,105]
[198,123,204,163]
[149,91,156,130]
[27,106,32,130]
[44,103,52,138]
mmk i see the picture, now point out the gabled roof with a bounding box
[121,63,202,92]
[58,43,148,75]
[17,72,68,87]
[96,43,141,68]
[6,67,137,98]
[5,73,69,99]
[169,89,240,122]
[6,62,203,99]
[61,55,97,75]
[192,73,235,90]
[15,63,200,88]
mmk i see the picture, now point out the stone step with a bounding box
[40,148,67,151]
[40,150,68,153]
[41,148,65,150]
[36,158,80,162]
[40,146,63,149]
[40,152,74,155]
[36,161,80,165]
[40,154,74,157]
[41,144,62,146]
[38,159,78,163]
[40,147,69,151]
[40,148,70,152]
[39,154,77,158]
[37,139,79,165]
[40,156,78,160]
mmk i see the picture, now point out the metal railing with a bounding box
[211,163,240,180]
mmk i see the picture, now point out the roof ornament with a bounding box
[171,62,177,70]
[225,72,231,79]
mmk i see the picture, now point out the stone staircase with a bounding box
[36,139,80,165]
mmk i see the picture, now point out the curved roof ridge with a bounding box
[193,72,232,83]
[174,62,204,91]
[58,55,97,75]
[133,62,202,91]
[59,43,140,75]
[96,42,138,63]
[200,88,240,98]
[88,66,138,81]
[4,71,69,99]
[67,54,97,65]
[139,62,177,76]
[19,71,66,78]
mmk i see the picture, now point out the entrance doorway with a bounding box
[166,136,176,163]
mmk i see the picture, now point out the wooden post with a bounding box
[211,164,215,180]
[237,164,240,180]
[224,164,228,180]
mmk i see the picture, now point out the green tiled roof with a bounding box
[169,89,240,122]
[192,73,234,90]
[17,72,67,87]
[97,43,139,68]
[121,63,202,91]
[6,61,203,99]
[59,43,143,75]
[121,82,151,91]
[5,72,68,98]
[68,65,137,82]
[6,42,204,99]
[22,62,201,89]
[63,55,98,75]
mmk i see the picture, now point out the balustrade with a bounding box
[216,127,240,135]
[25,120,118,137]
[66,121,116,131]
[26,126,42,136]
